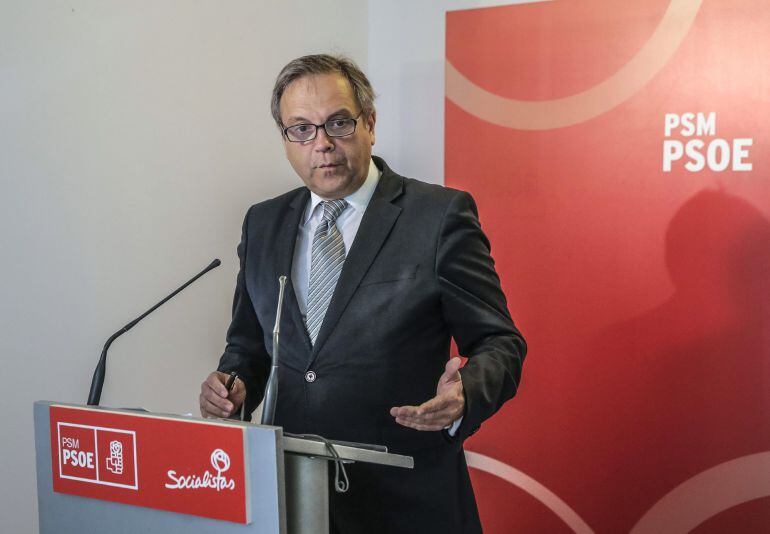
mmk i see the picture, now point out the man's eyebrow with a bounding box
[326,108,354,118]
[285,108,354,124]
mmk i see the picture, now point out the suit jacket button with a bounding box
[305,371,316,383]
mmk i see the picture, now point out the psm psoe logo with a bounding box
[165,449,236,492]
[57,422,138,489]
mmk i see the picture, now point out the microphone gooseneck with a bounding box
[86,258,222,406]
[261,275,287,425]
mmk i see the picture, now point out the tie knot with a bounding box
[321,199,348,222]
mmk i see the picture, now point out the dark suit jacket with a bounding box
[218,156,526,533]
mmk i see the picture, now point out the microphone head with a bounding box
[209,258,222,269]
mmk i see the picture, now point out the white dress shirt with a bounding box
[291,158,381,316]
[290,158,462,436]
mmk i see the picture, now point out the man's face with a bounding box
[279,73,376,200]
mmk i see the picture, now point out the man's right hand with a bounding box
[199,371,246,418]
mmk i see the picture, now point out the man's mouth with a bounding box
[317,163,340,168]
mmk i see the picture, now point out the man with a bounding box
[199,54,526,533]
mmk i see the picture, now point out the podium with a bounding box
[34,401,413,533]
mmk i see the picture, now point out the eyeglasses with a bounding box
[283,112,363,143]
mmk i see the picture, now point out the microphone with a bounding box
[261,275,287,425]
[86,259,222,406]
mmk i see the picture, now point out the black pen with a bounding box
[225,371,238,392]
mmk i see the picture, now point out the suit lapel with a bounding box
[309,162,404,362]
[277,188,312,352]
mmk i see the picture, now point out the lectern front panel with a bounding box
[34,402,285,534]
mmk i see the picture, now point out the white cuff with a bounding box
[445,416,463,437]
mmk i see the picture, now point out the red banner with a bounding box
[447,0,770,532]
[50,405,249,524]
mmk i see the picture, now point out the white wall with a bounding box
[0,1,367,532]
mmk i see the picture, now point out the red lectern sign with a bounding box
[49,405,250,524]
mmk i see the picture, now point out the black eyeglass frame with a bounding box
[282,112,364,143]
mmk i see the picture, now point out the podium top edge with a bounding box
[282,435,414,469]
[34,401,281,431]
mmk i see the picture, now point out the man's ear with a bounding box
[366,111,376,145]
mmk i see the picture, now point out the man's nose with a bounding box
[313,127,335,152]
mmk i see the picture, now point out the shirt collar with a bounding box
[303,158,381,224]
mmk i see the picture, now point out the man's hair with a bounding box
[270,54,376,128]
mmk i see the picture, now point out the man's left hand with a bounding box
[390,357,465,431]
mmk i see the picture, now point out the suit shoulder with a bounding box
[398,175,474,210]
[243,185,307,219]
[403,177,470,202]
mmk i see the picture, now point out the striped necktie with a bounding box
[306,199,349,344]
